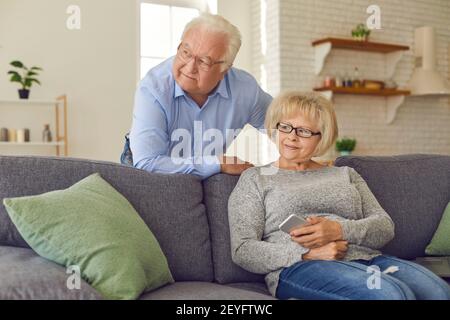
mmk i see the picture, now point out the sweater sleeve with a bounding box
[340,168,395,249]
[228,169,309,274]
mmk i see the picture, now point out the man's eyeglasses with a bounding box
[276,122,321,138]
[177,44,227,72]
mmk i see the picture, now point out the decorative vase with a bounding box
[339,150,351,156]
[16,129,25,143]
[8,129,17,142]
[18,89,30,99]
[352,35,369,42]
[42,124,52,142]
[24,128,30,142]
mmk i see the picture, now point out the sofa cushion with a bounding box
[3,173,174,300]
[426,201,450,255]
[335,154,450,259]
[0,245,101,300]
[203,174,265,284]
[138,281,275,300]
[0,156,213,281]
[226,282,271,296]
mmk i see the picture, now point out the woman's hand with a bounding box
[302,240,348,261]
[290,216,343,249]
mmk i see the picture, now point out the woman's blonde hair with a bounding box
[264,91,338,157]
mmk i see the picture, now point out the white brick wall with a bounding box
[251,0,282,95]
[252,0,450,158]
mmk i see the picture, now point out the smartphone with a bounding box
[279,214,308,234]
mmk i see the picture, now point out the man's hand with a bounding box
[290,216,343,249]
[302,240,348,261]
[219,156,253,175]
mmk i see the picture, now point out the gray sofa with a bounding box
[0,154,448,299]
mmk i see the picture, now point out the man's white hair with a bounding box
[181,13,241,70]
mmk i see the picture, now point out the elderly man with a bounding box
[121,13,272,179]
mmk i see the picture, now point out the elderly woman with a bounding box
[228,91,450,300]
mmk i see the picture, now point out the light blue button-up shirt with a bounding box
[129,57,272,180]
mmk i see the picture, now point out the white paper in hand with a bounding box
[224,124,279,167]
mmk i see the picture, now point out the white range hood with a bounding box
[408,26,450,96]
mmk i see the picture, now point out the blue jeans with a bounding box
[276,255,450,300]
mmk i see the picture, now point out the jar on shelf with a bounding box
[24,129,30,142]
[8,129,17,142]
[343,72,352,88]
[0,128,9,142]
[324,75,335,88]
[335,73,343,88]
[17,129,25,143]
[353,67,362,88]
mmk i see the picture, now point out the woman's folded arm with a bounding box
[340,168,395,249]
[228,169,309,274]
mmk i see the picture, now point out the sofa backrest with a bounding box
[3,154,447,284]
[0,156,214,282]
[203,174,265,284]
[335,154,450,259]
[204,154,450,284]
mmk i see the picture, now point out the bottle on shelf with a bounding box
[42,124,53,143]
[344,71,352,88]
[353,67,361,88]
[335,72,343,88]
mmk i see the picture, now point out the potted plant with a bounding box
[336,138,356,156]
[351,23,371,41]
[7,60,42,99]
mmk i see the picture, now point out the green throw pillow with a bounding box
[426,202,450,256]
[3,173,174,300]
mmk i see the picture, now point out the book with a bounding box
[224,124,279,167]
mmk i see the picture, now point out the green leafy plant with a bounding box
[336,138,357,152]
[351,23,371,41]
[7,60,42,90]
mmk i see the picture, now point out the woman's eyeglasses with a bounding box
[276,122,321,138]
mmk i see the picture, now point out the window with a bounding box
[139,1,217,79]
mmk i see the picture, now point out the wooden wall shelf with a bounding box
[314,87,410,124]
[314,87,410,96]
[312,37,409,77]
[312,38,409,53]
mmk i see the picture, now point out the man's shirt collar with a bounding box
[174,76,229,100]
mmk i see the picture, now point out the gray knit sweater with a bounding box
[228,164,395,297]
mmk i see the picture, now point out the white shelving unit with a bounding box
[0,99,63,105]
[0,95,68,156]
[0,142,65,146]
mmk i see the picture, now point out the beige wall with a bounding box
[218,0,252,73]
[0,0,253,162]
[0,0,137,161]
